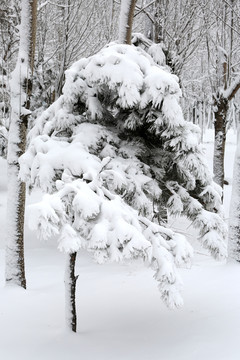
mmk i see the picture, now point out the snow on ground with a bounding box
[0,129,240,360]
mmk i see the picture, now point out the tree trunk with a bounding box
[119,0,137,45]
[5,120,27,288]
[228,123,240,262]
[212,73,240,195]
[154,0,163,43]
[5,0,37,288]
[213,95,228,191]
[65,252,78,332]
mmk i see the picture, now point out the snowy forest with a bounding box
[0,0,240,359]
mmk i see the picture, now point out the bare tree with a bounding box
[32,0,117,105]
[136,1,204,76]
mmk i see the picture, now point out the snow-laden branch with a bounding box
[223,75,240,101]
[26,169,193,309]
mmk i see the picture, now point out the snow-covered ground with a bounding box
[0,129,239,360]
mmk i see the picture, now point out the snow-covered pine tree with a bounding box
[19,43,227,331]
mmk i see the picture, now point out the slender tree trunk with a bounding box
[55,0,70,98]
[119,0,137,44]
[5,123,28,288]
[65,252,78,332]
[213,95,228,191]
[228,124,240,262]
[5,0,37,288]
[154,0,163,43]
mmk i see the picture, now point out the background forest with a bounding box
[2,0,240,130]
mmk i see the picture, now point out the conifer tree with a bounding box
[19,42,227,331]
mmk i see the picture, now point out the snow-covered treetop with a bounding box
[28,43,181,136]
[19,42,227,308]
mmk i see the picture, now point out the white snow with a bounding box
[0,129,239,359]
[148,43,166,66]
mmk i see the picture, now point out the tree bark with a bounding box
[228,124,240,262]
[119,0,137,45]
[212,76,240,193]
[65,252,78,332]
[5,0,37,288]
[154,0,163,43]
[213,94,228,191]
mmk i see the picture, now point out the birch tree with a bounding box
[200,0,240,190]
[119,0,137,44]
[229,126,240,262]
[5,0,37,288]
[0,0,21,158]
